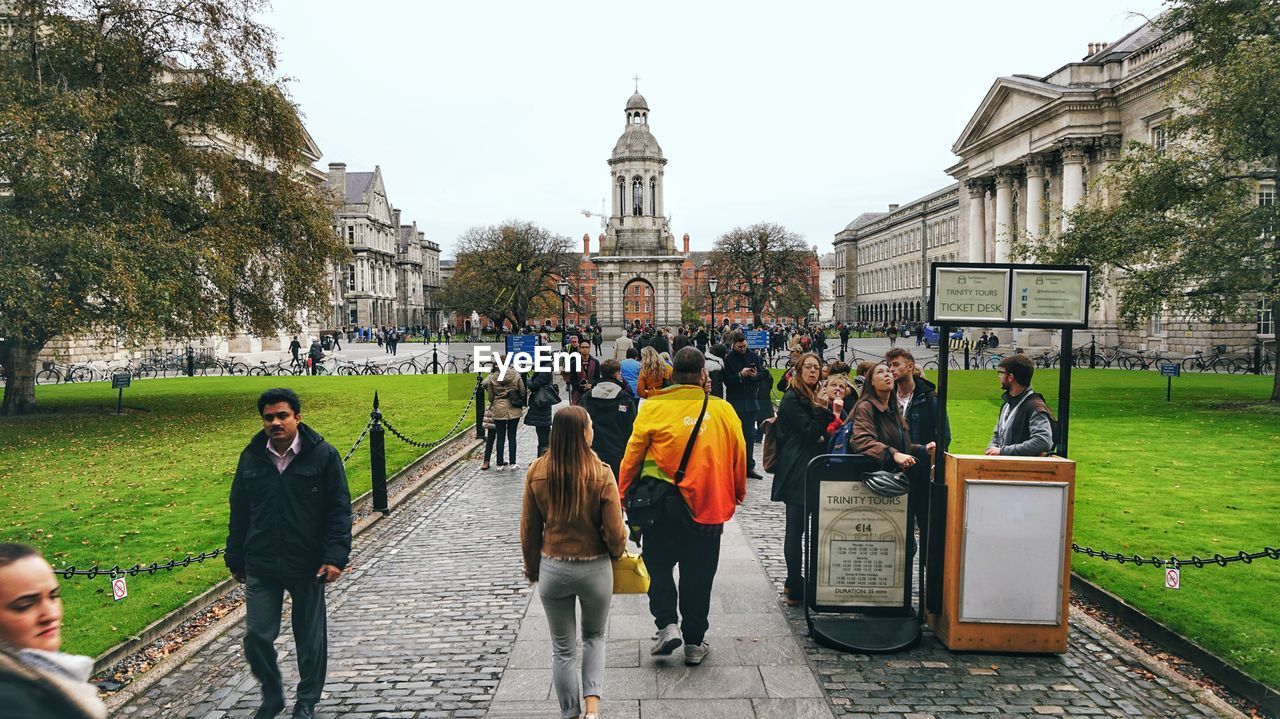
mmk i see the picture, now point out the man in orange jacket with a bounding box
[619,347,747,667]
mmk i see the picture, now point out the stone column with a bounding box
[1059,141,1090,232]
[965,177,989,263]
[993,168,1016,263]
[1024,156,1048,237]
[1091,135,1122,206]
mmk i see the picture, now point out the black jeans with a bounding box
[641,520,722,646]
[535,425,551,457]
[485,418,518,465]
[783,503,805,594]
[244,574,328,707]
[734,406,755,470]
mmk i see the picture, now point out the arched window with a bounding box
[649,177,656,216]
[632,177,643,216]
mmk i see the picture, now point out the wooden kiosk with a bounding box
[926,453,1075,653]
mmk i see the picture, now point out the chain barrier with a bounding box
[1071,544,1280,569]
[342,419,375,464]
[57,549,226,578]
[379,387,477,450]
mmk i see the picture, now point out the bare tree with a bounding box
[706,223,818,326]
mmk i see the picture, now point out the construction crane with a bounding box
[581,198,608,229]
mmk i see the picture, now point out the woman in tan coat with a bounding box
[481,357,526,470]
[520,406,627,719]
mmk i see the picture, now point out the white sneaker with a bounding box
[650,623,682,655]
[508,463,521,472]
[684,641,710,666]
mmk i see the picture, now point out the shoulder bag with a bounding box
[612,551,650,594]
[623,392,709,538]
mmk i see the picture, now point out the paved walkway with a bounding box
[116,418,1226,719]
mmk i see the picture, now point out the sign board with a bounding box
[504,334,538,364]
[929,263,1090,329]
[1159,363,1180,377]
[745,329,768,351]
[111,576,128,601]
[111,373,132,389]
[814,480,909,608]
[932,267,1010,324]
[1164,567,1181,590]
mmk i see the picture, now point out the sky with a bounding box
[260,0,1168,258]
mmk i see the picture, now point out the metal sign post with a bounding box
[803,454,921,653]
[1160,362,1180,401]
[111,373,131,415]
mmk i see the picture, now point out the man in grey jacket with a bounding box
[985,354,1054,456]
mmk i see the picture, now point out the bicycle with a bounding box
[1117,348,1168,371]
[337,358,385,376]
[1032,348,1060,369]
[1181,348,1239,373]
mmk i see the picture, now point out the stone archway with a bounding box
[622,277,656,328]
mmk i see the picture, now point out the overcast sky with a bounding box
[261,0,1167,258]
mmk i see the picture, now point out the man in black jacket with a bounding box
[226,388,352,719]
[722,331,768,479]
[581,360,637,481]
[885,349,948,549]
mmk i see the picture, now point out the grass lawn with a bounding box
[0,374,476,658]
[773,366,1279,688]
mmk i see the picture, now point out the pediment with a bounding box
[953,78,1065,154]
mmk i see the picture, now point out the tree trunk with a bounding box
[1,342,43,415]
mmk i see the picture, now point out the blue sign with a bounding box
[505,334,538,364]
[745,330,768,351]
[1159,362,1180,377]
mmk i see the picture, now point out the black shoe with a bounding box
[253,697,285,719]
[747,469,764,479]
[291,705,316,719]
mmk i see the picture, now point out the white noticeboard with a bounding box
[959,480,1068,624]
[1010,269,1088,326]
[932,268,1010,324]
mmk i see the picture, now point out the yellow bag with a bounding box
[612,551,650,594]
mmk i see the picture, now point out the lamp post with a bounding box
[708,277,719,344]
[557,279,570,348]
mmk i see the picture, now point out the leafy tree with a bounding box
[1022,0,1280,402]
[436,220,575,331]
[706,223,818,327]
[0,0,347,414]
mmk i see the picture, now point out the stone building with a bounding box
[836,186,964,327]
[325,163,400,329]
[395,218,425,328]
[818,250,838,323]
[421,238,443,330]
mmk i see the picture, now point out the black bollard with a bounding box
[370,392,389,516]
[431,347,440,375]
[963,341,970,370]
[1254,338,1262,375]
[474,374,486,440]
[187,347,195,377]
[1090,334,1097,369]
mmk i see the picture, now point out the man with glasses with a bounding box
[986,354,1054,457]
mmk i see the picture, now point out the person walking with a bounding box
[0,544,108,719]
[521,407,628,719]
[306,339,324,376]
[481,358,526,471]
[226,388,352,719]
[636,346,671,401]
[581,360,637,482]
[613,331,634,363]
[771,352,837,606]
[524,367,556,457]
[619,348,747,666]
[288,336,301,365]
[985,354,1055,457]
[839,323,850,356]
[619,348,642,397]
[591,326,604,356]
[722,331,768,479]
[331,330,342,351]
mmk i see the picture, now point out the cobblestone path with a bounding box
[117,417,1228,719]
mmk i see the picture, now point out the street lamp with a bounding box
[557,279,570,348]
[708,277,719,344]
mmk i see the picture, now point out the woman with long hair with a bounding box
[636,346,671,400]
[0,544,107,718]
[481,354,526,471]
[770,352,837,605]
[520,406,627,719]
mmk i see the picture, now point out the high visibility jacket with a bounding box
[618,384,747,525]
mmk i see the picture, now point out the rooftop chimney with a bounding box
[583,233,590,256]
[392,207,402,229]
[327,162,346,195]
[683,233,690,254]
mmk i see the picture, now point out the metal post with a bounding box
[116,387,124,415]
[431,346,439,375]
[1090,334,1097,369]
[1254,338,1263,375]
[926,324,951,615]
[963,340,970,370]
[560,299,567,349]
[474,373,486,439]
[1058,329,1073,459]
[710,295,716,344]
[186,346,195,377]
[370,392,389,516]
[1167,375,1172,402]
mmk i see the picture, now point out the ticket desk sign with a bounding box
[804,455,921,653]
[926,453,1076,653]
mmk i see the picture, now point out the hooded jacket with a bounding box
[581,379,637,475]
[225,423,352,580]
[0,646,106,719]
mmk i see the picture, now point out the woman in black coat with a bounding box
[523,369,556,457]
[769,352,836,605]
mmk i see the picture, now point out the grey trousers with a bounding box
[538,556,613,719]
[244,574,328,707]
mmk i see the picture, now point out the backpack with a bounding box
[827,418,855,455]
[761,416,779,473]
[1024,392,1062,456]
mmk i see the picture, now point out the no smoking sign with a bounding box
[1164,567,1181,590]
[111,576,129,601]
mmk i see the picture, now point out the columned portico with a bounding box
[1059,141,1089,232]
[1024,156,1048,237]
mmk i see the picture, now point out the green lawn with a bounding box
[779,367,1278,689]
[0,375,475,657]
